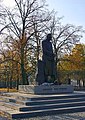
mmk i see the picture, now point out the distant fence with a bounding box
[0,80,16,88]
[74,86,85,91]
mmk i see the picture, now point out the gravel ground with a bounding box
[1,112,85,120]
[17,112,85,120]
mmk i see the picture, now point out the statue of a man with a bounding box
[42,33,56,83]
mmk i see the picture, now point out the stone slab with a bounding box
[19,85,74,94]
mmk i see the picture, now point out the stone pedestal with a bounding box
[19,84,74,95]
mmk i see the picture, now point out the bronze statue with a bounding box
[42,34,56,83]
[36,34,56,85]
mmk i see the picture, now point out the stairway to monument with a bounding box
[0,91,85,119]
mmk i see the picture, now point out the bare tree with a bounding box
[50,16,84,79]
[1,0,84,85]
[0,0,53,84]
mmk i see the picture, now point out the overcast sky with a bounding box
[2,0,85,43]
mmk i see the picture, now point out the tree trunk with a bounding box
[55,56,58,80]
[16,63,19,90]
[21,47,27,85]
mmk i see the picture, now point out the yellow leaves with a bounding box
[60,44,85,71]
[71,44,85,66]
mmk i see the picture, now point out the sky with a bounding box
[2,0,85,43]
[46,0,85,43]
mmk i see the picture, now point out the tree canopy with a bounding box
[0,0,85,87]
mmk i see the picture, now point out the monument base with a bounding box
[19,84,74,95]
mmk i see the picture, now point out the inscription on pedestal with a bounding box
[19,85,74,95]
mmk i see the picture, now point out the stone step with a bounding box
[1,95,85,106]
[0,96,12,102]
[1,92,85,119]
[19,101,85,112]
[1,99,85,112]
[0,104,15,120]
[16,93,85,101]
[24,97,85,106]
[1,92,85,102]
[1,103,85,119]
[8,106,85,119]
[0,101,23,110]
[0,93,85,102]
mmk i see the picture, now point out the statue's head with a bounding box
[46,33,52,41]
